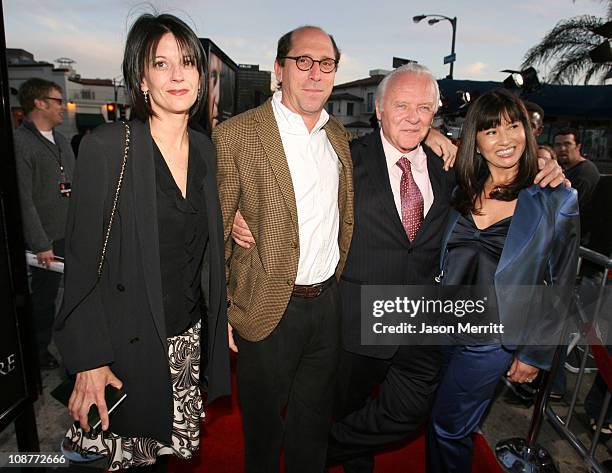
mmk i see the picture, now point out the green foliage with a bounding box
[522,3,612,85]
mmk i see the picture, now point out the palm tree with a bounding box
[522,1,612,84]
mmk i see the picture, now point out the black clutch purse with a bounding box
[51,378,127,433]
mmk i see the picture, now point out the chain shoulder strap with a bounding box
[97,121,130,278]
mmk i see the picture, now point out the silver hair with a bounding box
[375,63,440,113]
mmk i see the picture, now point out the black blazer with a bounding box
[340,131,455,359]
[54,120,230,443]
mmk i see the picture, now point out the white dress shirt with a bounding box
[380,130,434,219]
[271,91,340,285]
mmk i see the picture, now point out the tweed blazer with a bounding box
[213,99,354,341]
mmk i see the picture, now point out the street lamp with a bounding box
[413,14,458,80]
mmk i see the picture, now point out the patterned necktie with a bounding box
[396,156,424,241]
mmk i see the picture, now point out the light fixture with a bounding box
[502,67,539,93]
[456,90,471,107]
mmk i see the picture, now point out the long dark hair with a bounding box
[453,89,538,215]
[122,13,207,121]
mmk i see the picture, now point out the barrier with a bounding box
[496,246,612,473]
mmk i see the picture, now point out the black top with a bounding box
[445,213,511,343]
[564,160,600,210]
[154,139,209,337]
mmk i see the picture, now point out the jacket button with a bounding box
[227,299,232,308]
[116,283,125,292]
[129,337,139,344]
[286,279,293,286]
[291,241,298,249]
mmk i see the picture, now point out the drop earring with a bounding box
[143,90,149,105]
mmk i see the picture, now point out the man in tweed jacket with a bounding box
[213,26,353,473]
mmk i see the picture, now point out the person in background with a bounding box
[524,100,544,139]
[70,127,92,158]
[14,78,75,370]
[554,128,600,210]
[54,13,230,472]
[537,144,557,162]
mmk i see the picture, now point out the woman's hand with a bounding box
[507,358,539,383]
[69,366,123,432]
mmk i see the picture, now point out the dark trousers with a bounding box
[426,344,513,473]
[30,239,64,358]
[328,344,443,473]
[235,281,341,473]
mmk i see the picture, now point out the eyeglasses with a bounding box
[282,56,338,73]
[44,97,64,105]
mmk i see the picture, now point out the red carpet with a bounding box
[171,358,504,473]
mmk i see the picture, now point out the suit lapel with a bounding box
[496,186,543,277]
[365,132,408,242]
[253,101,299,229]
[423,145,444,219]
[190,132,222,322]
[324,119,352,222]
[129,120,166,341]
[440,208,460,273]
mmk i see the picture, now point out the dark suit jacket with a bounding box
[440,185,580,369]
[54,119,230,443]
[340,131,455,359]
[213,99,354,342]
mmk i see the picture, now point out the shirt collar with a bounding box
[380,129,427,172]
[272,91,329,135]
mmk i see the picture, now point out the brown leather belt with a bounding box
[292,276,335,298]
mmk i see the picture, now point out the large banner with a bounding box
[200,38,238,133]
[0,204,27,419]
[207,50,237,131]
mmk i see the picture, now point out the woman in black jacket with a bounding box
[54,13,229,471]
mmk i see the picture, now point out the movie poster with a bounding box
[207,50,236,131]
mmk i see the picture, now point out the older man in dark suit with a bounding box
[327,64,453,472]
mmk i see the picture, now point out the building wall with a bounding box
[237,66,272,113]
[326,85,377,126]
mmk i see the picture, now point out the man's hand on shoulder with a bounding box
[424,128,457,171]
[534,158,568,188]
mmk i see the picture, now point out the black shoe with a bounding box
[39,351,59,370]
